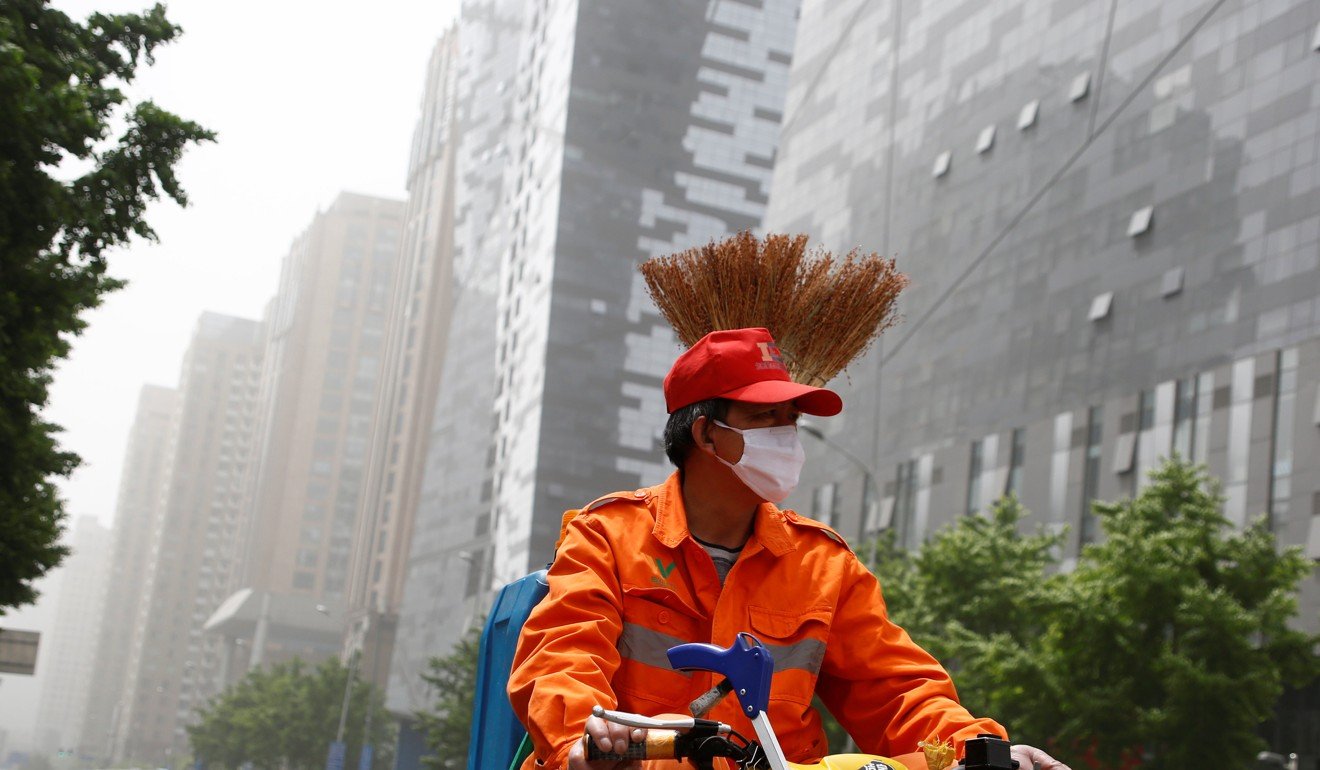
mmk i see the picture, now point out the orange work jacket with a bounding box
[508,472,1006,769]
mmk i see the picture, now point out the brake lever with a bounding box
[592,705,730,734]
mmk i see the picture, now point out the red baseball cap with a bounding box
[663,328,843,415]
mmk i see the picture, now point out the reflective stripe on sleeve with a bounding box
[764,638,826,675]
[618,624,824,677]
[617,623,694,674]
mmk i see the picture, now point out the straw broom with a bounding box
[640,231,908,386]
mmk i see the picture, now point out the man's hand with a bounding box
[1010,744,1071,770]
[566,714,647,770]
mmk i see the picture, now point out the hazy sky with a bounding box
[43,0,462,532]
[5,0,463,749]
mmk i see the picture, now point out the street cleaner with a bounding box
[507,234,1071,770]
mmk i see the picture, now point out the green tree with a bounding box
[870,496,1065,741]
[187,657,393,770]
[0,0,213,613]
[1028,460,1318,769]
[869,459,1318,769]
[416,625,481,769]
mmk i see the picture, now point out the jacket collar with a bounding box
[651,471,796,557]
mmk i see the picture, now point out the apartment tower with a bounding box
[113,314,264,765]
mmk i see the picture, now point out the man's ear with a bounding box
[691,415,718,456]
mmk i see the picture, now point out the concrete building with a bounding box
[386,2,517,727]
[113,314,263,766]
[764,0,1319,761]
[32,517,111,759]
[386,0,802,747]
[209,193,406,682]
[344,29,462,694]
[79,385,179,763]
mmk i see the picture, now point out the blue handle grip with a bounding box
[667,633,773,718]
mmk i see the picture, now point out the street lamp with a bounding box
[799,420,884,568]
[321,605,359,770]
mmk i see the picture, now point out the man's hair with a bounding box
[663,398,730,467]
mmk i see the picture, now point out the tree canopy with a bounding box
[187,657,392,770]
[871,458,1319,769]
[416,625,481,770]
[0,0,212,612]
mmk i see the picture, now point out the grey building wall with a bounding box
[766,0,1318,756]
[770,0,1319,566]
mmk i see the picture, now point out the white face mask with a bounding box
[712,420,806,503]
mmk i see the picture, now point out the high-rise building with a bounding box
[32,517,111,758]
[386,3,517,725]
[209,193,405,680]
[765,0,1318,758]
[113,314,263,765]
[345,29,462,693]
[80,385,179,763]
[387,0,801,731]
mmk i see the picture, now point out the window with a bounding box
[1069,72,1091,102]
[1005,428,1025,497]
[1050,412,1072,522]
[966,439,984,515]
[1226,357,1255,524]
[1017,100,1039,130]
[292,571,315,590]
[1173,376,1197,459]
[1080,406,1103,545]
[1089,292,1113,321]
[892,460,918,548]
[932,150,951,178]
[812,483,839,527]
[1133,388,1156,495]
[1268,349,1298,536]
[1127,205,1154,237]
[976,125,996,154]
[1161,267,1184,297]
[463,549,486,598]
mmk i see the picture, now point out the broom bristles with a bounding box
[640,231,908,386]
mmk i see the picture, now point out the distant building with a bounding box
[345,28,463,695]
[387,0,802,731]
[764,0,1318,761]
[114,314,263,766]
[209,194,405,684]
[386,5,513,723]
[32,517,110,758]
[80,385,178,763]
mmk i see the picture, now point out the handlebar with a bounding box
[584,706,760,768]
[582,729,680,762]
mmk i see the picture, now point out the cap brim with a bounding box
[720,380,843,416]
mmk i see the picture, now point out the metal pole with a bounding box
[336,650,358,744]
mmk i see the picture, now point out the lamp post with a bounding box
[799,420,884,568]
[320,604,358,770]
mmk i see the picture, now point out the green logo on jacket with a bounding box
[654,557,677,578]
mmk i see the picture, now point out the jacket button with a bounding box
[658,610,671,624]
[634,489,647,498]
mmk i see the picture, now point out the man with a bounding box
[509,328,1068,770]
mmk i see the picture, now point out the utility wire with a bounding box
[881,0,1232,367]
